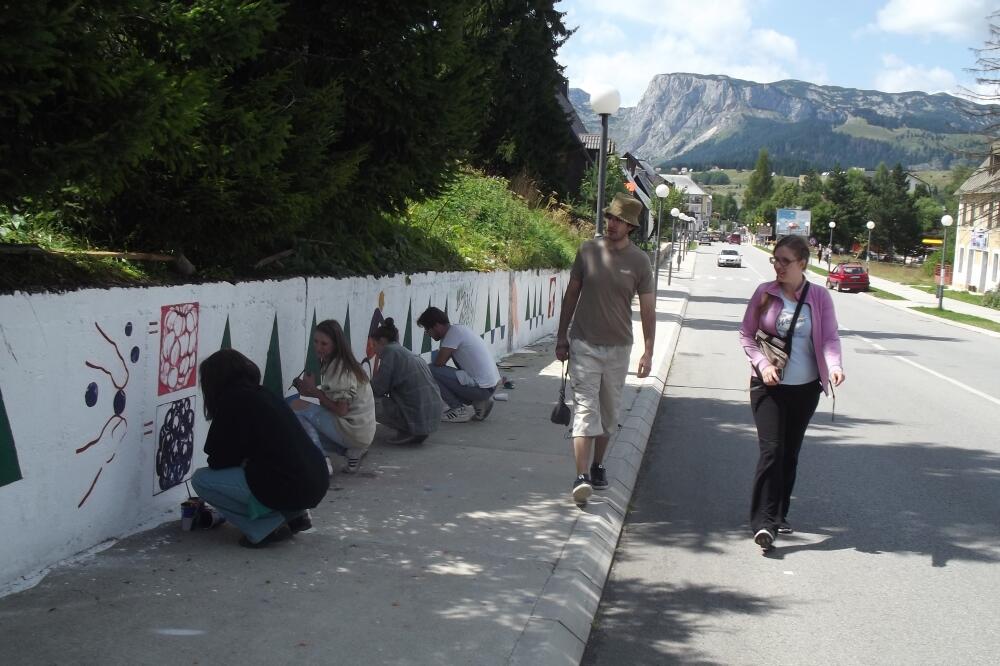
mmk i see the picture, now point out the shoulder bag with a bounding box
[754,281,810,379]
[550,361,572,426]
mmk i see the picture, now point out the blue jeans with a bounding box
[428,352,495,409]
[191,467,305,544]
[288,397,348,457]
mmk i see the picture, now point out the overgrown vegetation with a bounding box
[0,1,581,286]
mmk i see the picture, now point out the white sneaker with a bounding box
[343,448,367,474]
[754,528,775,551]
[441,405,473,423]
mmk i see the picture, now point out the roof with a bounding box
[657,174,706,196]
[579,133,617,153]
[555,91,589,136]
[957,153,1000,196]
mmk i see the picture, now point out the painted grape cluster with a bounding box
[158,303,199,396]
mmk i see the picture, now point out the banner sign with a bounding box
[971,229,989,250]
[776,209,811,237]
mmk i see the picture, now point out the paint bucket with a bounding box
[196,506,226,529]
[180,498,204,531]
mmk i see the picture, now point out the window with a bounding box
[994,253,999,283]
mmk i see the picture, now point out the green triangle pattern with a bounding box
[420,298,433,353]
[344,304,352,350]
[403,300,413,351]
[525,287,531,321]
[262,315,283,398]
[304,309,320,377]
[220,317,232,350]
[496,294,502,330]
[484,289,492,333]
[536,289,543,319]
[0,385,22,488]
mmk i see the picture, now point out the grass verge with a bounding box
[868,287,906,300]
[912,307,1000,333]
[907,284,994,307]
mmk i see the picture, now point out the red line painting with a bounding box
[158,303,199,396]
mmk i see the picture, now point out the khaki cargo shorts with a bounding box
[568,338,631,438]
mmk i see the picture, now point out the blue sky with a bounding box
[556,0,997,106]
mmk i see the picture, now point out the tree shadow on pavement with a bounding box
[582,578,776,666]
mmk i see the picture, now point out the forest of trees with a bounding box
[0,1,579,271]
[737,150,971,257]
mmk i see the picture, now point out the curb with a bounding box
[508,264,693,665]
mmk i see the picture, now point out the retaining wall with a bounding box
[0,268,568,591]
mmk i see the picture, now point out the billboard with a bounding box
[776,209,811,237]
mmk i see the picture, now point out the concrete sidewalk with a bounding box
[0,253,697,666]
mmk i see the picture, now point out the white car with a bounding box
[717,248,742,267]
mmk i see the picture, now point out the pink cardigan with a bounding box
[739,280,843,392]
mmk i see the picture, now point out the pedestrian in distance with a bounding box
[290,319,376,474]
[739,235,845,553]
[555,193,656,507]
[417,306,501,423]
[370,317,442,445]
[191,349,329,548]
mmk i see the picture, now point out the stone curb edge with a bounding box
[507,282,692,666]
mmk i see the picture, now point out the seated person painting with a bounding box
[369,318,442,445]
[191,349,329,548]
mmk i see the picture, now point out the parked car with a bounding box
[698,233,712,245]
[717,248,742,268]
[826,262,869,292]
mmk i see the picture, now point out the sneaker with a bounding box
[572,474,593,505]
[777,520,793,534]
[754,528,775,551]
[239,524,293,549]
[343,448,367,474]
[287,511,313,534]
[590,464,608,490]
[471,397,495,421]
[441,405,473,423]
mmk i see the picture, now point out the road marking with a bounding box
[845,328,1000,408]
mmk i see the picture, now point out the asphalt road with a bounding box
[583,242,1000,665]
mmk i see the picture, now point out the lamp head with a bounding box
[941,214,953,227]
[670,207,680,217]
[829,221,836,229]
[655,183,670,198]
[866,220,875,230]
[589,87,621,115]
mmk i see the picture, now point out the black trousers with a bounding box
[749,379,822,534]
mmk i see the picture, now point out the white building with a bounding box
[952,149,1000,293]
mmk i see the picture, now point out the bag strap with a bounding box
[783,280,810,359]
[559,361,568,399]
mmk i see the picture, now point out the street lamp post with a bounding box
[669,207,680,285]
[938,214,953,310]
[865,220,875,271]
[590,87,620,238]
[827,220,836,269]
[654,183,670,294]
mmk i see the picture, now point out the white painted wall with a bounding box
[0,268,567,592]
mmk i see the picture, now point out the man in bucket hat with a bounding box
[555,193,656,506]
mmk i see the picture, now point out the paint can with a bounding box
[196,505,226,529]
[494,393,509,401]
[180,498,204,531]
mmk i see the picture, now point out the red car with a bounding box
[826,262,870,292]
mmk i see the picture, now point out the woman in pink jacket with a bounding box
[739,235,845,552]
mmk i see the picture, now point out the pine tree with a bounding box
[744,150,774,213]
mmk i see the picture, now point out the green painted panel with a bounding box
[0,386,23,488]
[220,317,232,350]
[304,309,320,377]
[420,298,433,354]
[262,315,283,398]
[403,301,413,351]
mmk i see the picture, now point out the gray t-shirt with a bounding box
[569,239,653,346]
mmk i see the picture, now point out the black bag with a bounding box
[550,361,572,426]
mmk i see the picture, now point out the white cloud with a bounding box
[874,0,994,39]
[557,0,820,105]
[874,54,959,93]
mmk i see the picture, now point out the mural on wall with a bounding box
[402,301,414,351]
[0,385,22,489]
[303,310,320,377]
[262,314,283,398]
[420,298,434,354]
[525,285,544,329]
[154,396,195,494]
[220,316,232,350]
[547,277,558,318]
[481,289,506,344]
[363,292,386,377]
[77,321,141,507]
[158,303,199,396]
[456,286,476,328]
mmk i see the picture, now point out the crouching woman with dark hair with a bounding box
[191,349,329,548]
[370,318,442,445]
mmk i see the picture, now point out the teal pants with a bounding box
[191,467,305,544]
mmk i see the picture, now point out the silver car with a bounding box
[717,248,742,267]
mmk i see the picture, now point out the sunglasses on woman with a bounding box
[769,256,801,266]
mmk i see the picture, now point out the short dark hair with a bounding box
[200,349,261,420]
[417,306,449,329]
